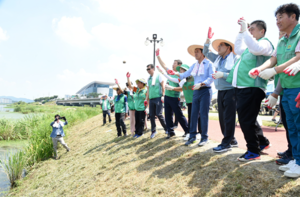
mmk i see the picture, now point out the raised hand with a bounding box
[115,79,119,84]
[156,66,163,73]
[208,27,214,39]
[126,72,131,78]
[238,17,247,33]
[167,70,175,75]
[156,48,160,56]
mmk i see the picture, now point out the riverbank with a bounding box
[7,114,300,196]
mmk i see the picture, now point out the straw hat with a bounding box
[187,45,204,57]
[212,39,236,55]
[113,87,125,91]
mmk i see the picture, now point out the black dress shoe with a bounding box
[166,132,175,139]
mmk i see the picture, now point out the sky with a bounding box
[0,0,298,100]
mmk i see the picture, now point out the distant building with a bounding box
[0,98,13,104]
[76,81,115,97]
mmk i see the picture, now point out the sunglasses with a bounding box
[146,68,151,71]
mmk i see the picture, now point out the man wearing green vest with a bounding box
[156,49,189,139]
[114,79,129,137]
[146,64,167,139]
[156,64,202,140]
[251,4,300,177]
[226,18,273,161]
[100,94,112,125]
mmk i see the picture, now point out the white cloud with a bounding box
[0,27,8,41]
[53,16,92,47]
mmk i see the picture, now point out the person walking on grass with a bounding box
[202,27,239,153]
[127,74,148,138]
[50,114,70,160]
[156,49,189,139]
[252,3,300,177]
[114,79,129,137]
[169,44,214,147]
[145,64,167,139]
[100,94,112,126]
[226,18,273,161]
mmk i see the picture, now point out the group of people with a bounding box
[97,3,300,178]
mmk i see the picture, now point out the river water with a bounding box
[0,104,26,196]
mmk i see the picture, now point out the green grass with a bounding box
[0,105,101,187]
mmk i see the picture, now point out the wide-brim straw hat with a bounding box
[187,45,204,57]
[113,87,125,91]
[212,39,236,55]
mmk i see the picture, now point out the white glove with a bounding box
[283,61,300,76]
[265,94,278,108]
[259,68,277,80]
[165,84,174,91]
[161,96,164,103]
[248,68,261,79]
[212,71,224,79]
[238,18,247,33]
[193,83,201,90]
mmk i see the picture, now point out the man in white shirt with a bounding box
[226,19,273,161]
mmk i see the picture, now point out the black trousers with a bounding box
[149,97,167,133]
[236,88,269,154]
[135,111,146,136]
[187,103,202,134]
[279,96,292,156]
[115,113,126,136]
[103,110,111,124]
[218,89,237,147]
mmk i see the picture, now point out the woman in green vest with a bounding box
[124,74,136,136]
[114,79,129,137]
[100,94,112,125]
[157,64,202,140]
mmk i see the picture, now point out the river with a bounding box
[0,104,27,196]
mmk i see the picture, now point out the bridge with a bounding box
[56,98,101,107]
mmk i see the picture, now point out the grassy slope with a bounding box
[9,115,300,197]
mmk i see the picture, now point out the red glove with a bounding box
[250,69,260,76]
[167,70,175,75]
[295,93,300,108]
[126,72,131,78]
[115,79,119,84]
[208,27,214,39]
[283,69,293,76]
[144,100,148,106]
[156,48,160,56]
[237,17,244,24]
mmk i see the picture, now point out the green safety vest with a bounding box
[165,75,180,98]
[101,99,111,110]
[148,75,162,99]
[182,76,194,104]
[126,91,135,110]
[114,94,126,113]
[134,88,147,111]
[277,24,300,89]
[227,37,274,89]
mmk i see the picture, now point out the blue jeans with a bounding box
[164,96,189,135]
[189,88,211,140]
[282,88,300,165]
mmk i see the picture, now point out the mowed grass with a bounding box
[8,114,300,197]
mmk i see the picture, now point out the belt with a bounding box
[197,86,211,90]
[57,135,62,137]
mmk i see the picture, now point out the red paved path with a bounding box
[156,119,287,158]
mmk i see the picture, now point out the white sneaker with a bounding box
[284,164,300,178]
[196,134,201,140]
[279,160,295,172]
[184,134,190,141]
